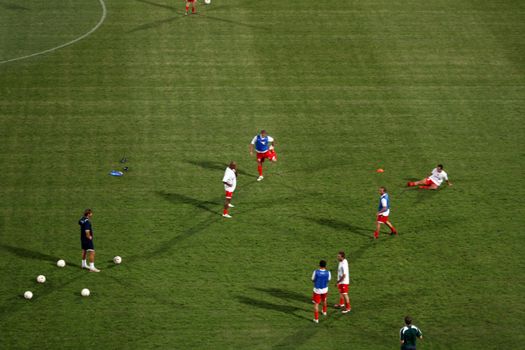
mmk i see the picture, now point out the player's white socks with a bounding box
[89,262,95,269]
[82,259,87,268]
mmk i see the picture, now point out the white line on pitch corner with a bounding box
[0,0,107,65]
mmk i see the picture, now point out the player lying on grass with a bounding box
[222,161,237,218]
[407,164,452,190]
[249,130,277,182]
[311,260,331,323]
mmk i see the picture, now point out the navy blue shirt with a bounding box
[79,216,92,241]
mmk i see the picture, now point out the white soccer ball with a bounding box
[113,256,122,264]
[36,275,46,283]
[204,0,211,4]
[81,288,90,297]
[57,259,66,268]
[24,291,33,300]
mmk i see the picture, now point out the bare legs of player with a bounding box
[408,179,439,190]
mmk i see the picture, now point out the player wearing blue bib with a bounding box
[79,209,100,272]
[311,260,331,323]
[249,130,277,181]
[374,187,397,239]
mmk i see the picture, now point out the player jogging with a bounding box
[311,260,331,323]
[222,161,237,218]
[407,164,452,190]
[374,186,398,239]
[185,0,196,15]
[249,130,277,181]
[334,251,351,313]
[79,209,100,272]
[400,316,423,350]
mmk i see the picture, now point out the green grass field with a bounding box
[1,0,524,348]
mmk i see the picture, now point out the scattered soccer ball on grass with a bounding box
[24,291,33,300]
[204,0,211,4]
[81,288,90,297]
[57,259,66,267]
[36,275,46,283]
[113,256,122,264]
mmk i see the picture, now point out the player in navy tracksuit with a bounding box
[79,209,100,272]
[311,260,331,323]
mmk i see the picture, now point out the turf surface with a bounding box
[1,0,524,349]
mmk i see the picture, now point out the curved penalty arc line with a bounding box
[0,0,107,65]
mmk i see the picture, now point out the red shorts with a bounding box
[256,150,277,162]
[312,292,328,304]
[187,0,196,2]
[424,177,436,186]
[377,215,389,223]
[337,284,349,294]
[225,191,233,199]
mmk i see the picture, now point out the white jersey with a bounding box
[223,167,237,192]
[429,168,448,186]
[337,259,350,285]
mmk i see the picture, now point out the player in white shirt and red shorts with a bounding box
[407,164,453,190]
[222,161,237,218]
[334,251,351,313]
[185,0,196,15]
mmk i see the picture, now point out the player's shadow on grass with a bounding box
[185,159,257,178]
[128,16,181,33]
[0,1,30,11]
[303,217,371,238]
[129,216,220,262]
[136,0,177,11]
[0,243,74,265]
[253,287,308,304]
[0,243,82,268]
[237,295,309,321]
[158,191,220,215]
[200,14,270,31]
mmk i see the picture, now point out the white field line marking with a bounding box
[0,0,107,65]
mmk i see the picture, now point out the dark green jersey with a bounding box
[400,325,422,349]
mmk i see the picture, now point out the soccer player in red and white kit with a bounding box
[334,251,351,313]
[185,0,196,15]
[222,161,237,218]
[249,130,277,181]
[311,260,331,323]
[407,164,452,190]
[374,186,397,239]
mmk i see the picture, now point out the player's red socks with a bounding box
[314,311,319,320]
[257,164,263,176]
[345,302,351,311]
[186,4,189,12]
[407,182,415,187]
[339,297,344,305]
[223,209,228,215]
[419,185,430,190]
[373,231,379,239]
[192,6,195,13]
[322,305,327,313]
